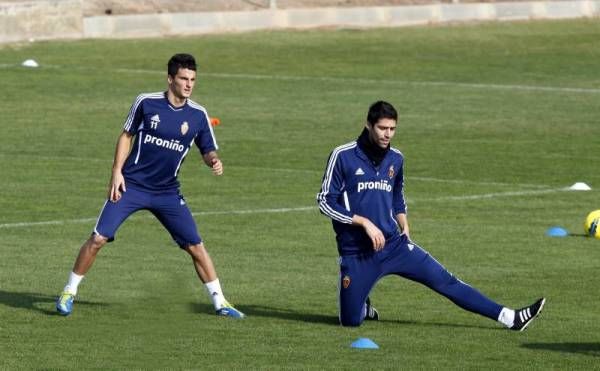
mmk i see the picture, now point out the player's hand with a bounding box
[108,172,126,202]
[211,158,223,176]
[400,225,410,240]
[362,219,386,251]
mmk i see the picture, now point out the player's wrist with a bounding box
[352,215,368,227]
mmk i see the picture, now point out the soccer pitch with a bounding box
[1,19,600,369]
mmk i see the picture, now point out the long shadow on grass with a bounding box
[378,318,500,330]
[0,289,108,315]
[522,342,600,357]
[190,302,339,325]
[190,303,502,328]
[190,303,496,328]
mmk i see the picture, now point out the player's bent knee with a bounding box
[88,234,108,250]
[339,311,364,327]
[340,316,363,327]
[186,242,205,251]
[185,243,207,258]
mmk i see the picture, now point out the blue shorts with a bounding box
[338,234,503,326]
[93,186,202,248]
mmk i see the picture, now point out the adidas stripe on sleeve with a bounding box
[391,148,407,215]
[317,143,355,224]
[123,93,164,133]
[188,99,219,153]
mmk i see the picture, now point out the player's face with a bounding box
[368,118,397,148]
[168,68,196,100]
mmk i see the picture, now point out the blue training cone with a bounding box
[351,337,379,349]
[546,226,568,237]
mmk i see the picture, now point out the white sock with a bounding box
[497,307,515,328]
[63,271,84,295]
[204,279,226,310]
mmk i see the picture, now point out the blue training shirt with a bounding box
[121,92,218,193]
[317,141,407,256]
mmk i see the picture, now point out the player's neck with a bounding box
[357,128,389,167]
[166,90,187,108]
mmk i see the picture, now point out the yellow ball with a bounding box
[584,210,600,239]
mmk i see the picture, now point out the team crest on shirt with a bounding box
[342,275,351,289]
[388,165,395,179]
[181,121,189,135]
[150,114,160,130]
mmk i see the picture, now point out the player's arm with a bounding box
[396,213,410,239]
[195,112,221,176]
[108,130,134,202]
[317,151,353,224]
[202,150,222,176]
[317,150,384,251]
[393,161,409,238]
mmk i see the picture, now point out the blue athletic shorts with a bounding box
[93,186,202,248]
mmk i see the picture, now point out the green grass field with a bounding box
[1,19,600,369]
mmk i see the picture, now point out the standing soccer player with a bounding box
[317,100,544,329]
[56,53,244,318]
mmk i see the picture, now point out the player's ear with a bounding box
[167,74,173,85]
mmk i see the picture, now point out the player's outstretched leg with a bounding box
[510,298,546,331]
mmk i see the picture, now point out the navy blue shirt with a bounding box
[317,141,407,256]
[121,92,218,193]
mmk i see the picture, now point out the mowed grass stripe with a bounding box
[5,64,600,94]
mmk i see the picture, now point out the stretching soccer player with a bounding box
[56,53,244,318]
[317,101,544,330]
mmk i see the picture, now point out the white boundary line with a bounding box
[3,64,600,94]
[230,168,552,189]
[424,187,569,202]
[0,206,316,229]
[0,187,578,230]
[410,176,550,189]
[0,153,111,163]
[205,72,600,94]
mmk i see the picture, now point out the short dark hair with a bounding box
[167,53,197,77]
[367,101,397,126]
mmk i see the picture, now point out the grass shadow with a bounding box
[189,302,339,325]
[568,233,591,238]
[0,289,108,316]
[379,318,501,331]
[189,302,498,329]
[522,342,600,357]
